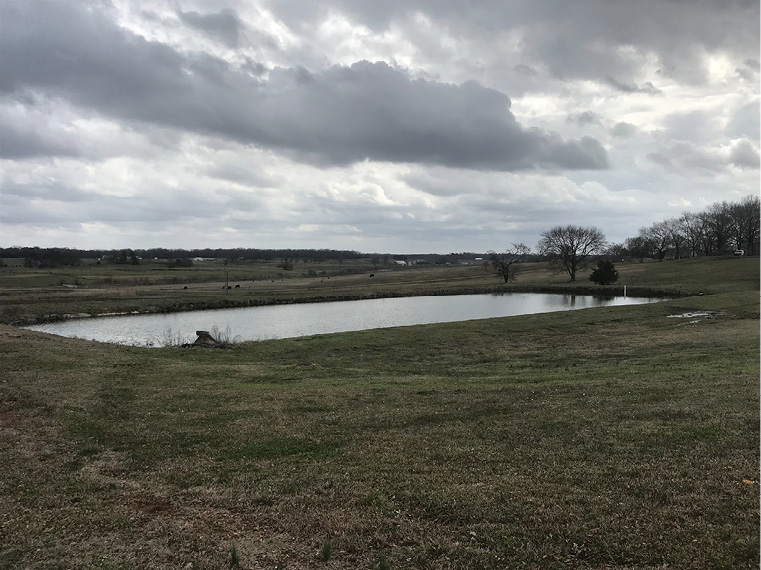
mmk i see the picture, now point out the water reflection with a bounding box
[25,292,662,347]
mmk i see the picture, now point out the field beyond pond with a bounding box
[1,257,758,569]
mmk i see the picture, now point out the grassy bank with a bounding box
[1,257,758,568]
[2,256,756,326]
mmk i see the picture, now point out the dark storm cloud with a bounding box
[177,8,242,48]
[258,63,608,170]
[0,1,608,171]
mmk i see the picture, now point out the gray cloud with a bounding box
[177,8,243,48]
[647,140,743,174]
[0,2,607,171]
[729,139,760,169]
[0,0,756,252]
[661,110,721,145]
[205,159,280,187]
[0,108,82,159]
[610,122,637,138]
[725,101,760,140]
[605,76,661,95]
[0,180,91,202]
[514,64,538,77]
[567,111,602,126]
[645,152,673,169]
[268,0,759,86]
[0,179,236,226]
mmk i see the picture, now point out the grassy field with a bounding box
[0,256,758,569]
[0,256,745,327]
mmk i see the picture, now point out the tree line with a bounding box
[489,195,758,284]
[613,195,760,261]
[0,247,367,267]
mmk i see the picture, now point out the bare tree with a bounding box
[730,195,760,254]
[664,217,686,259]
[621,195,759,261]
[743,195,760,255]
[625,235,649,262]
[538,225,606,281]
[639,221,671,261]
[680,212,704,258]
[697,212,715,256]
[487,244,531,283]
[705,201,733,253]
[606,242,628,260]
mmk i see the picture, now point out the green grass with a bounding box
[0,256,758,568]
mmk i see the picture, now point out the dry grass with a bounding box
[0,257,758,568]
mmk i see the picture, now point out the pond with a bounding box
[24,292,663,347]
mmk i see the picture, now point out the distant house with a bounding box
[393,260,407,266]
[192,257,204,262]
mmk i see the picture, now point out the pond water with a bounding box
[24,292,663,347]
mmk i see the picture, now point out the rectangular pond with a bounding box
[24,292,664,347]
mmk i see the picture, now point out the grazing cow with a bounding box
[369,273,375,278]
[183,286,187,289]
[235,284,240,288]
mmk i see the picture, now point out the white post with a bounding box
[624,284,627,297]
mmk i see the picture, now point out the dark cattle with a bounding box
[235,284,240,288]
[183,286,187,289]
[369,273,375,278]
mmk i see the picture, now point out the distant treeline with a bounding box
[0,247,367,268]
[611,194,760,261]
[0,247,500,269]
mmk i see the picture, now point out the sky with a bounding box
[0,0,758,254]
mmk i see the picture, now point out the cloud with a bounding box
[0,177,237,227]
[514,64,538,77]
[0,2,607,172]
[729,139,760,169]
[661,109,722,145]
[610,122,637,138]
[269,0,759,87]
[0,103,83,159]
[647,139,759,174]
[0,0,757,253]
[567,111,602,126]
[605,76,661,95]
[725,101,760,140]
[177,8,243,48]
